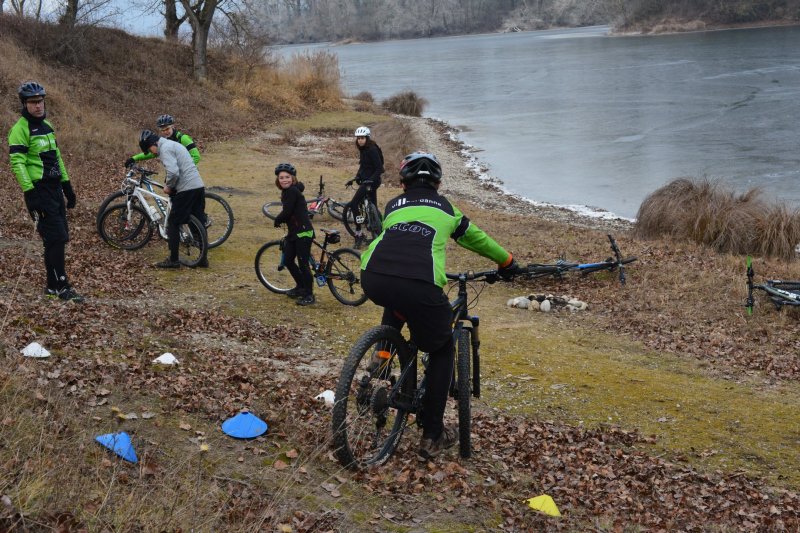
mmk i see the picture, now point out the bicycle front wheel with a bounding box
[98,202,153,250]
[254,240,294,294]
[365,202,383,240]
[96,191,125,234]
[456,328,472,459]
[203,192,234,249]
[327,248,367,306]
[332,325,414,470]
[177,215,207,267]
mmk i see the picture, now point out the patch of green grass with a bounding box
[282,110,390,134]
[483,317,800,488]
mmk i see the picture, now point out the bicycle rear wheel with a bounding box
[327,248,367,306]
[203,192,234,249]
[98,202,153,250]
[177,215,207,267]
[342,201,383,241]
[254,240,294,294]
[328,199,348,222]
[332,325,414,470]
[455,328,472,459]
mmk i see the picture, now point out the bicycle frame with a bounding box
[524,234,634,285]
[746,256,800,314]
[123,172,171,239]
[278,230,338,283]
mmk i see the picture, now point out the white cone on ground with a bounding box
[21,342,50,358]
[315,390,335,407]
[152,353,179,365]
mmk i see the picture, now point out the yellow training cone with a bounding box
[526,494,561,517]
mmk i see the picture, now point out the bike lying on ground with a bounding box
[97,167,207,267]
[255,228,367,306]
[521,234,636,285]
[745,256,800,314]
[96,167,234,249]
[262,175,348,223]
[332,266,527,469]
[341,180,382,244]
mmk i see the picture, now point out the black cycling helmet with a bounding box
[157,114,175,128]
[139,129,160,153]
[274,162,297,176]
[18,81,46,103]
[399,152,442,183]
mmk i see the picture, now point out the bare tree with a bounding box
[179,0,222,81]
[164,0,187,41]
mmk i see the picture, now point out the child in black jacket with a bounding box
[273,162,315,306]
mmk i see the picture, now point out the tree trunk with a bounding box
[61,0,79,26]
[179,0,219,81]
[164,0,184,41]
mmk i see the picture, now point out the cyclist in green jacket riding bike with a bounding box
[360,152,518,460]
[8,81,83,302]
[125,114,200,168]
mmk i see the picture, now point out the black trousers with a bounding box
[167,187,206,262]
[348,181,379,231]
[283,236,313,295]
[361,270,454,440]
[34,181,70,290]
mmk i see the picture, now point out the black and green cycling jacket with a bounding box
[132,130,200,165]
[361,183,511,288]
[8,115,69,192]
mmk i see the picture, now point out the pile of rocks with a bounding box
[507,294,588,313]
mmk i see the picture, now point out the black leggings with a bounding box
[35,182,70,290]
[284,236,313,295]
[167,187,206,262]
[361,270,453,440]
[348,182,379,231]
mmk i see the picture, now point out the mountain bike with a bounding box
[341,180,382,244]
[96,168,234,249]
[521,234,636,285]
[332,267,521,469]
[97,167,208,267]
[261,175,348,222]
[745,256,800,314]
[255,228,367,306]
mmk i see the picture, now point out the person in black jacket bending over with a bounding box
[346,126,383,248]
[273,163,315,306]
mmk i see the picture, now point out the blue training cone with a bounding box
[95,432,138,463]
[221,412,268,439]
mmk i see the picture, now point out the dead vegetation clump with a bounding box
[370,119,421,183]
[381,90,428,117]
[634,177,800,260]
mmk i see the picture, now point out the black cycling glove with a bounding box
[345,179,355,187]
[62,181,77,209]
[23,189,42,220]
[498,257,519,281]
[124,157,135,168]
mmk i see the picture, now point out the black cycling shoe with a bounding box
[285,287,302,298]
[55,286,85,303]
[296,293,316,306]
[155,258,181,269]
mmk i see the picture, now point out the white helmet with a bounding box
[354,126,371,137]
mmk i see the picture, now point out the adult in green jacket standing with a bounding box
[8,81,83,302]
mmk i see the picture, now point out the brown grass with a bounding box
[370,119,421,184]
[381,90,428,117]
[634,177,800,259]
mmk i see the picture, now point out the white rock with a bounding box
[506,298,516,307]
[539,300,551,313]
[315,390,335,407]
[567,304,579,312]
[528,299,540,311]
[152,353,179,365]
[21,342,50,358]
[513,296,529,309]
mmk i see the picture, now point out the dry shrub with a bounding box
[634,177,800,259]
[371,119,422,185]
[352,91,374,103]
[283,51,344,110]
[381,90,428,117]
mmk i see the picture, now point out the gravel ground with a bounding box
[402,116,634,233]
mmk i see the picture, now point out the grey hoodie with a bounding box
[157,137,204,193]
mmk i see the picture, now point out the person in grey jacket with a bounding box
[138,130,208,268]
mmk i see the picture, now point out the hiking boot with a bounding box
[285,287,302,298]
[56,286,85,303]
[418,424,458,461]
[155,258,181,269]
[296,293,316,306]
